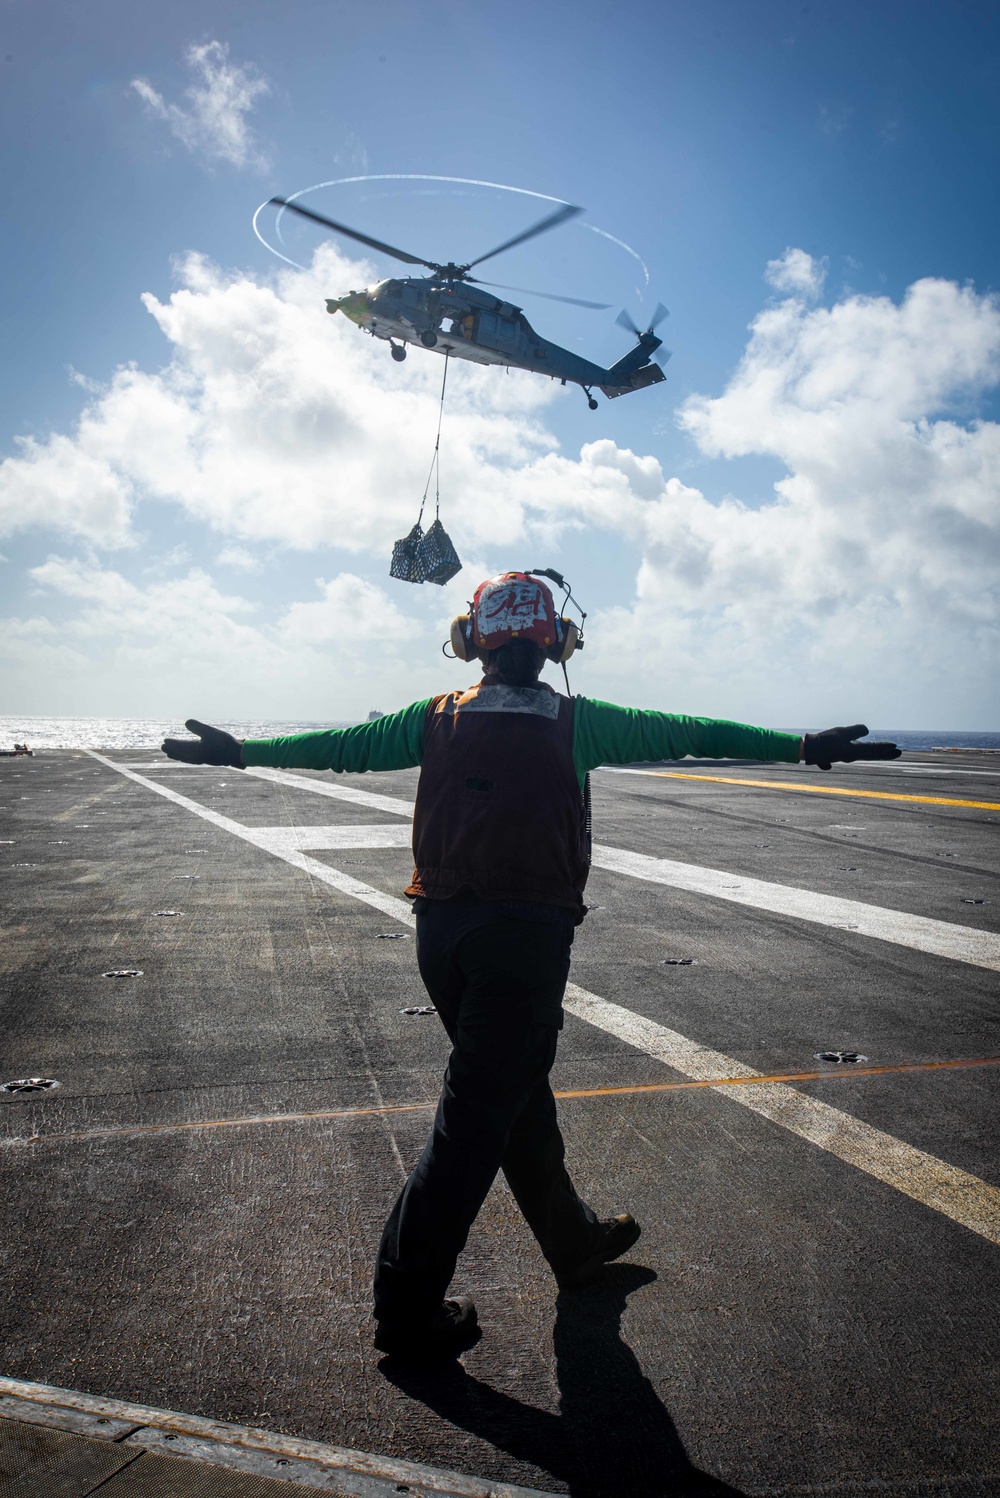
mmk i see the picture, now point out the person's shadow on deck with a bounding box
[381,1265,746,1497]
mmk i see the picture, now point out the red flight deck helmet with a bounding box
[449,572,580,663]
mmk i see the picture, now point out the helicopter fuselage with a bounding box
[326,277,665,401]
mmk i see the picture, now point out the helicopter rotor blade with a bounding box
[617,302,671,339]
[464,203,583,271]
[473,278,611,310]
[616,308,641,337]
[269,198,433,269]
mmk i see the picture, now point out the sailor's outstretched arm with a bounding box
[162,700,432,775]
[572,699,899,782]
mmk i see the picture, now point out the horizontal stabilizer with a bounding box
[599,363,666,399]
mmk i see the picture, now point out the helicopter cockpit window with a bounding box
[400,285,421,308]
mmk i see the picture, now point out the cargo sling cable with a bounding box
[389,351,461,585]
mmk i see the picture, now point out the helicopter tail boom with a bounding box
[598,338,666,399]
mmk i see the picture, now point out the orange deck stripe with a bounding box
[10,1056,1000,1147]
[553,1055,1000,1101]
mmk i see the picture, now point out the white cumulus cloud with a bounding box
[279,574,411,646]
[0,432,134,547]
[8,557,456,717]
[584,277,1000,723]
[0,244,556,556]
[131,40,270,170]
[216,545,263,572]
[765,247,828,301]
[2,245,998,727]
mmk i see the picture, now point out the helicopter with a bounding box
[269,197,668,409]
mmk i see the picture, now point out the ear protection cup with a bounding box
[449,615,477,661]
[546,618,580,663]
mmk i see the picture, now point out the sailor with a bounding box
[162,570,900,1362]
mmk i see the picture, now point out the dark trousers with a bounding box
[373,897,600,1325]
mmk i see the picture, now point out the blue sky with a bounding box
[1,0,998,727]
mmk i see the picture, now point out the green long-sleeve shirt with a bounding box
[242,695,801,787]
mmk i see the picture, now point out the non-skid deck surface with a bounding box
[2,748,998,1496]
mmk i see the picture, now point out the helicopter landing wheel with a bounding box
[390,343,407,362]
[420,329,438,348]
[588,396,598,410]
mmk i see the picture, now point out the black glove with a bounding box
[161,718,245,768]
[803,723,901,772]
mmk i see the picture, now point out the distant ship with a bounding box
[366,709,385,722]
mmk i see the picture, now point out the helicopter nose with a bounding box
[326,292,372,325]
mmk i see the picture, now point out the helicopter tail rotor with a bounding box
[616,302,670,340]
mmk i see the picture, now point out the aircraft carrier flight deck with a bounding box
[1,747,998,1497]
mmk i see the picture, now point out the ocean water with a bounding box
[1,716,998,752]
[0,717,356,750]
[868,730,1000,752]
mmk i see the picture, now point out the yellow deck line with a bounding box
[9,1055,1000,1148]
[630,769,1000,811]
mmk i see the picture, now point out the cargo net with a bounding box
[390,353,462,586]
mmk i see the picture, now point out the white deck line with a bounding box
[246,764,419,814]
[589,844,1000,974]
[249,824,412,852]
[84,752,415,924]
[562,985,1000,1247]
[82,750,1000,1247]
[129,757,1000,975]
